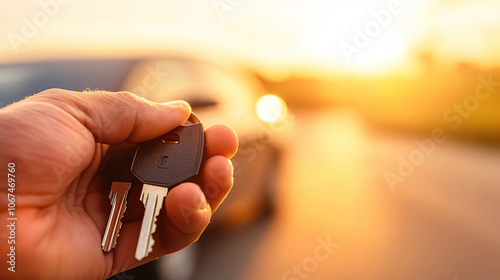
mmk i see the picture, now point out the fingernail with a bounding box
[164,100,191,111]
[200,204,211,216]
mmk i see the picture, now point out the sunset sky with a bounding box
[1,0,499,77]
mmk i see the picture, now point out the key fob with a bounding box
[130,113,205,187]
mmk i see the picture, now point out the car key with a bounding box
[100,143,140,252]
[131,113,205,261]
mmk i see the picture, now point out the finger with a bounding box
[164,183,211,235]
[205,124,238,159]
[108,183,211,274]
[200,155,234,213]
[27,88,191,144]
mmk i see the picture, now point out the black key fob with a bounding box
[130,113,205,188]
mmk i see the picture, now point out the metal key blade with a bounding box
[102,182,131,252]
[135,184,168,261]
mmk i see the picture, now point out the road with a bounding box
[238,108,500,280]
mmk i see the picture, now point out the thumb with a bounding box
[28,88,192,144]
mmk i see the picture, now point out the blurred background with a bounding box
[2,0,500,279]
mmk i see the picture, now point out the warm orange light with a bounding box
[2,1,499,75]
[256,94,287,123]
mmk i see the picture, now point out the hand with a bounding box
[0,89,238,280]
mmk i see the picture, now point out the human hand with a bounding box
[0,89,237,280]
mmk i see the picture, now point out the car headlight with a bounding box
[256,94,288,124]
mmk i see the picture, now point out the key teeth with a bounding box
[147,238,155,255]
[144,203,160,257]
[110,201,127,249]
[146,213,159,255]
[102,184,130,252]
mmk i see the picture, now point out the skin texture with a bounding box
[0,89,238,280]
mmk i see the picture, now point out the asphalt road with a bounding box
[235,108,500,280]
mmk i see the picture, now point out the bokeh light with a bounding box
[256,94,287,123]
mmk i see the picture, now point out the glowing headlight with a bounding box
[256,94,287,123]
